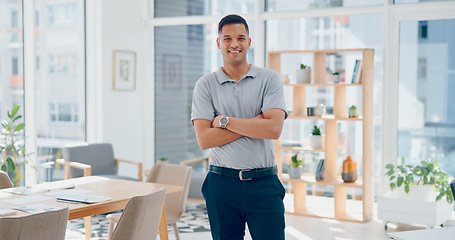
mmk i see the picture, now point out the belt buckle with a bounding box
[239,170,252,181]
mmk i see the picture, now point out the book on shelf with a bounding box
[281,140,303,147]
[351,59,363,84]
[315,159,325,181]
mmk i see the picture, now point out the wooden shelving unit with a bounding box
[268,49,374,222]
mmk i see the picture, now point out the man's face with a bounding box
[217,23,251,66]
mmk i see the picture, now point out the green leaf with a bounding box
[13,115,22,122]
[1,164,6,172]
[6,158,15,172]
[385,164,394,170]
[390,183,396,190]
[404,184,410,193]
[14,123,25,132]
[10,105,20,118]
[389,176,396,181]
[436,192,443,201]
[397,177,403,187]
[385,169,394,176]
[5,122,11,131]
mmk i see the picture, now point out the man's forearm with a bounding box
[194,119,243,150]
[213,109,285,140]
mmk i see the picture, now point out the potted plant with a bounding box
[385,157,454,204]
[348,105,359,118]
[158,157,168,164]
[331,72,340,83]
[0,105,30,186]
[296,64,311,83]
[289,153,303,179]
[310,125,324,149]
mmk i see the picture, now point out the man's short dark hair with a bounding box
[218,14,249,35]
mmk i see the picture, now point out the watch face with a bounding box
[220,117,228,125]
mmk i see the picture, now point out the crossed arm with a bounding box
[193,108,286,150]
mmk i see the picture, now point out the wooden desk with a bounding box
[0,176,183,240]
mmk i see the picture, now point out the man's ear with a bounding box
[248,37,251,49]
[216,37,221,49]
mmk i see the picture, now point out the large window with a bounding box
[0,0,25,148]
[0,0,86,183]
[154,0,255,17]
[397,19,455,176]
[266,0,383,12]
[35,0,86,181]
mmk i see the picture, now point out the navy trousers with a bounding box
[202,171,286,240]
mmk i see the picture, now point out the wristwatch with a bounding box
[219,116,229,129]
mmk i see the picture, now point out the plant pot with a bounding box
[296,69,311,83]
[289,166,303,179]
[396,184,437,201]
[310,135,325,149]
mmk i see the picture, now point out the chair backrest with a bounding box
[63,143,116,178]
[0,170,13,189]
[146,163,192,221]
[111,188,166,240]
[0,207,69,240]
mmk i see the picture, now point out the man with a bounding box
[191,14,287,240]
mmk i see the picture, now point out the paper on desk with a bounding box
[31,181,75,190]
[56,194,112,204]
[1,186,50,195]
[45,189,92,197]
[1,195,54,205]
[13,203,65,214]
[0,208,17,216]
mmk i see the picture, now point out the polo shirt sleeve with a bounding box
[191,77,215,124]
[261,70,288,119]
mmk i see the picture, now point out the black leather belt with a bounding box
[209,165,278,181]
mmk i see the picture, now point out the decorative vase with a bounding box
[331,73,340,83]
[342,156,357,183]
[314,104,326,117]
[296,69,311,83]
[310,135,325,149]
[289,166,303,179]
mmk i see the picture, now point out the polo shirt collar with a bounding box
[216,64,259,84]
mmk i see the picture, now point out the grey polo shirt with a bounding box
[191,65,287,170]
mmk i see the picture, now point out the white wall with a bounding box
[88,0,151,178]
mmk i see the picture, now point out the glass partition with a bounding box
[35,0,86,181]
[154,22,256,164]
[397,19,455,176]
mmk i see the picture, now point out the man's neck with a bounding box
[222,62,251,82]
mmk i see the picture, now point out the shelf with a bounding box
[284,194,365,222]
[279,146,324,152]
[270,48,374,223]
[284,83,362,87]
[288,114,363,121]
[280,174,363,188]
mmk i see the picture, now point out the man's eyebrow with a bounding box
[222,34,247,38]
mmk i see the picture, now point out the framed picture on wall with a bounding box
[113,50,136,91]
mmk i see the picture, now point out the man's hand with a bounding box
[212,115,223,128]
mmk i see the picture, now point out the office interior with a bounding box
[1,0,455,239]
